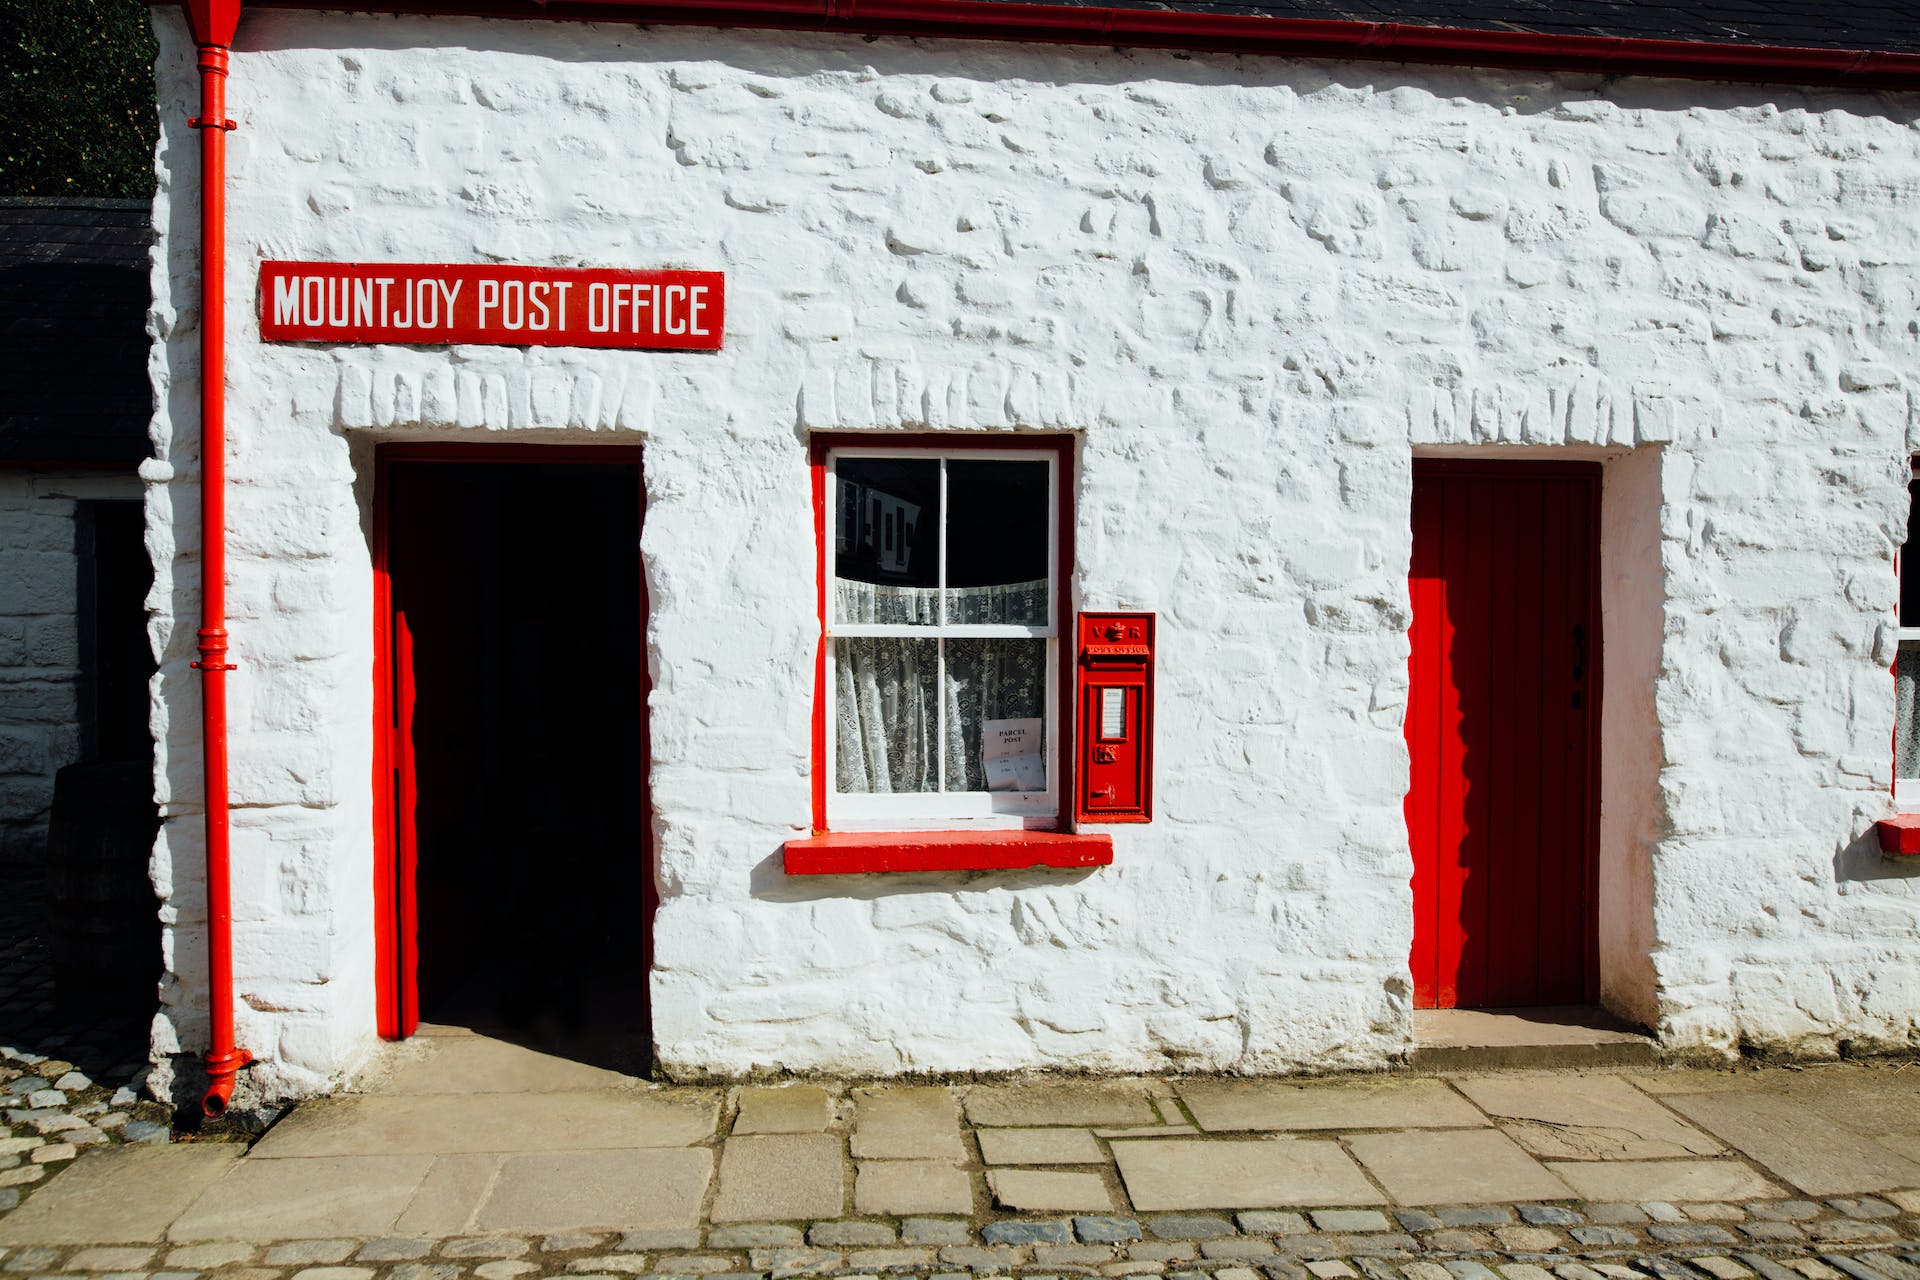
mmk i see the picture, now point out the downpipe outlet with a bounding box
[201,1047,253,1119]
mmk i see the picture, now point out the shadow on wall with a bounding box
[0,498,159,1097]
[1835,822,1920,884]
[0,865,154,1091]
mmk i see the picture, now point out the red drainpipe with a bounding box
[181,0,251,1119]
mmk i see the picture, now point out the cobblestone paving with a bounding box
[0,870,174,1213]
[1,1202,1919,1280]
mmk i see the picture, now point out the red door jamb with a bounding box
[371,458,397,1036]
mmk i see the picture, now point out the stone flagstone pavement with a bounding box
[4,1030,1920,1280]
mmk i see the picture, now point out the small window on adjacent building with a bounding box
[1900,461,1920,807]
[822,442,1064,828]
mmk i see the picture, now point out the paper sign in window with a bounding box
[1100,687,1127,741]
[982,717,1046,792]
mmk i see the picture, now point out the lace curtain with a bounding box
[1900,643,1920,780]
[831,579,1047,627]
[835,579,1049,794]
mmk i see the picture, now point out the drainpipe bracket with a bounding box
[189,116,237,131]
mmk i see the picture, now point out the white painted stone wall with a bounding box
[0,471,144,866]
[148,7,1920,1096]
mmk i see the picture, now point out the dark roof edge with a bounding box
[0,197,153,210]
[215,0,1920,90]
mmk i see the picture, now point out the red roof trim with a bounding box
[220,0,1920,89]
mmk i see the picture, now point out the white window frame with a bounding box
[824,446,1061,830]
[1900,458,1920,810]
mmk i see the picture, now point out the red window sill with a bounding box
[783,830,1114,875]
[1876,814,1920,855]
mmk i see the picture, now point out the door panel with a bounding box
[1407,461,1599,1010]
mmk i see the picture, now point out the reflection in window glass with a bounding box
[835,459,939,625]
[945,460,1049,625]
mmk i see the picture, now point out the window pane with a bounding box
[835,636,944,794]
[945,460,1049,625]
[946,637,1048,792]
[1900,641,1920,780]
[835,459,940,625]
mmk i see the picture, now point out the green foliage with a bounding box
[1,0,159,198]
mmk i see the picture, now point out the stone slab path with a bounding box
[4,1033,1920,1280]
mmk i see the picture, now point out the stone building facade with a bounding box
[143,2,1920,1101]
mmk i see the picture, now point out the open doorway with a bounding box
[374,446,650,1074]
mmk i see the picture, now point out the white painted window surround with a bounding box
[824,446,1061,830]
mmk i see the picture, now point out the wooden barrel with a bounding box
[45,760,160,1012]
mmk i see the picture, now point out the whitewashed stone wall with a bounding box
[0,471,143,865]
[148,8,1920,1096]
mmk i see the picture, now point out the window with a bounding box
[1899,460,1920,808]
[816,439,1069,830]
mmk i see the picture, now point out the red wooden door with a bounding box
[1406,460,1599,1010]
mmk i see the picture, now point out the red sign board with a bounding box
[258,261,724,350]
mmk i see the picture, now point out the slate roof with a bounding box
[0,200,152,468]
[264,0,1920,61]
[1066,0,1920,54]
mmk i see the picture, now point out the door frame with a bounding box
[1406,456,1604,1008]
[371,442,651,1040]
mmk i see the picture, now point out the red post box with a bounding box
[1076,612,1154,824]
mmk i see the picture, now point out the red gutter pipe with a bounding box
[236,0,1920,90]
[181,0,251,1120]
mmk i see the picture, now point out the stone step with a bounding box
[1409,1007,1660,1073]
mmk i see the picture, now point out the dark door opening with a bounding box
[78,500,158,765]
[380,452,649,1072]
[1406,459,1600,1010]
[37,499,160,1034]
